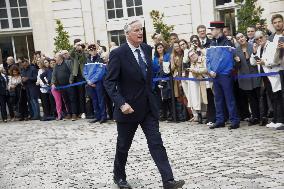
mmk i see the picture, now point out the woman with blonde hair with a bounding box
[187,49,208,124]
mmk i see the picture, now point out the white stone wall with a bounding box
[258,0,284,32]
[27,0,284,56]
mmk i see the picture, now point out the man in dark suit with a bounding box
[104,18,185,189]
[197,25,212,49]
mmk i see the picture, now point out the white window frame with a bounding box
[105,0,144,21]
[0,1,9,29]
[125,0,143,17]
[105,0,124,20]
[108,30,126,46]
[214,0,238,31]
[215,0,234,8]
[0,0,32,32]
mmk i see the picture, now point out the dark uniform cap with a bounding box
[208,21,225,29]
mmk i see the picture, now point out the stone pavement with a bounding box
[0,120,283,189]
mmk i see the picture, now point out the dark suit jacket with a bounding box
[200,37,212,49]
[21,65,39,99]
[235,43,261,91]
[104,43,159,123]
[0,74,9,96]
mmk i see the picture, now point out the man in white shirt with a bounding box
[268,14,284,130]
[268,14,284,43]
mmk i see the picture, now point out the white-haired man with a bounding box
[104,18,185,189]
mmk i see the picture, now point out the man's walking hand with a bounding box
[120,103,134,114]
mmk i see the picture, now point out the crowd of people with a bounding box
[0,14,283,131]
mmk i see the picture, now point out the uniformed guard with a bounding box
[206,21,240,130]
[83,44,107,124]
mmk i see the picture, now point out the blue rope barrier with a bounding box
[43,72,280,90]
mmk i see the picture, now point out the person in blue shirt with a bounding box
[84,44,107,124]
[206,21,240,130]
[152,43,172,121]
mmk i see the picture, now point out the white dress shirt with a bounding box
[127,41,147,65]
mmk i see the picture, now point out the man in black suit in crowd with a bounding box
[197,25,212,49]
[104,18,185,189]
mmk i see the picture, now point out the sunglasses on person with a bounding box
[88,48,96,51]
[255,36,263,41]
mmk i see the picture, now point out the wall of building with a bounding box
[28,0,54,57]
[259,0,284,32]
[28,0,284,56]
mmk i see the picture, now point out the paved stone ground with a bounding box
[0,120,283,189]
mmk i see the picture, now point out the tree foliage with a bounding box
[150,10,174,43]
[235,0,265,33]
[53,19,72,53]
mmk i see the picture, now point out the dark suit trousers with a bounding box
[74,76,86,114]
[257,77,273,119]
[206,88,216,123]
[0,95,8,120]
[114,112,174,182]
[61,87,78,115]
[241,88,260,119]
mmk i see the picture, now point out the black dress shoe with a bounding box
[167,117,173,122]
[100,119,107,124]
[163,180,185,189]
[89,119,99,123]
[198,113,203,124]
[160,117,167,121]
[113,177,132,189]
[209,123,225,129]
[228,124,240,130]
[259,117,268,126]
[248,118,260,126]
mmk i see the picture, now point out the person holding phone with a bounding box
[250,31,283,129]
[235,33,261,126]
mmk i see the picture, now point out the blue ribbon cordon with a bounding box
[47,72,280,90]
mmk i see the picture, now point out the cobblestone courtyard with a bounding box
[0,120,283,189]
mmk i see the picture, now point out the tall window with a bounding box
[126,0,143,17]
[109,30,126,46]
[0,0,9,29]
[106,0,123,19]
[0,0,30,29]
[106,0,143,20]
[9,0,30,28]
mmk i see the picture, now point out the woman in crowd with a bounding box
[39,58,56,121]
[171,41,186,121]
[250,31,284,129]
[235,33,261,126]
[36,59,48,120]
[179,39,191,116]
[153,43,172,121]
[0,64,9,122]
[187,49,208,124]
[8,65,22,121]
[187,35,208,123]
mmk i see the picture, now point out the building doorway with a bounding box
[219,9,236,35]
[0,34,34,62]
